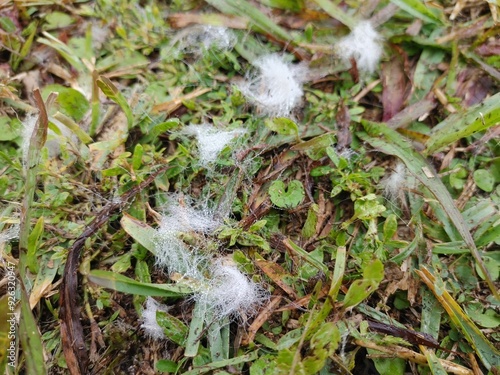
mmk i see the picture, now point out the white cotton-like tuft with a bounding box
[238,54,308,118]
[183,124,246,165]
[336,21,382,74]
[140,297,168,340]
[155,196,220,278]
[183,25,236,53]
[197,261,268,320]
[381,162,407,202]
[21,113,38,167]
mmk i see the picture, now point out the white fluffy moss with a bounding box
[21,113,38,167]
[197,260,268,320]
[238,54,308,118]
[336,21,382,74]
[155,196,218,279]
[381,162,407,203]
[183,124,246,165]
[140,297,169,340]
[152,195,268,329]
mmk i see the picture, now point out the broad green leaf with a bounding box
[265,118,299,138]
[19,289,46,375]
[88,270,192,297]
[343,259,384,309]
[42,84,90,122]
[474,169,495,192]
[29,256,61,309]
[156,360,180,372]
[388,0,445,24]
[425,93,500,155]
[423,348,448,375]
[417,267,500,370]
[276,328,304,350]
[269,180,305,209]
[120,213,157,254]
[26,216,43,274]
[96,76,133,129]
[43,11,74,30]
[0,116,22,141]
[369,351,405,375]
[156,310,188,346]
[360,120,498,300]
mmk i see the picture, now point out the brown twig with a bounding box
[59,167,168,375]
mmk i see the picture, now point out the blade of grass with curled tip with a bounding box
[416,267,500,370]
[359,120,499,301]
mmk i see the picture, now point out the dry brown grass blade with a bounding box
[355,339,473,375]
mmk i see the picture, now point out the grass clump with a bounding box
[0,0,499,374]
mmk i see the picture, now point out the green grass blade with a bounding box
[360,120,499,301]
[88,270,192,297]
[185,302,205,357]
[424,92,500,155]
[183,351,259,375]
[51,112,93,144]
[19,289,46,375]
[310,0,356,29]
[328,245,346,302]
[19,90,50,282]
[120,214,157,254]
[96,76,133,129]
[417,267,500,370]
[388,0,445,25]
[422,347,448,375]
[38,32,87,73]
[205,0,294,43]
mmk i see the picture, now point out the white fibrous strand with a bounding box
[197,260,268,320]
[182,25,236,53]
[238,54,308,118]
[155,196,219,278]
[183,124,246,165]
[336,21,382,74]
[0,224,20,247]
[381,162,407,202]
[140,297,168,340]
